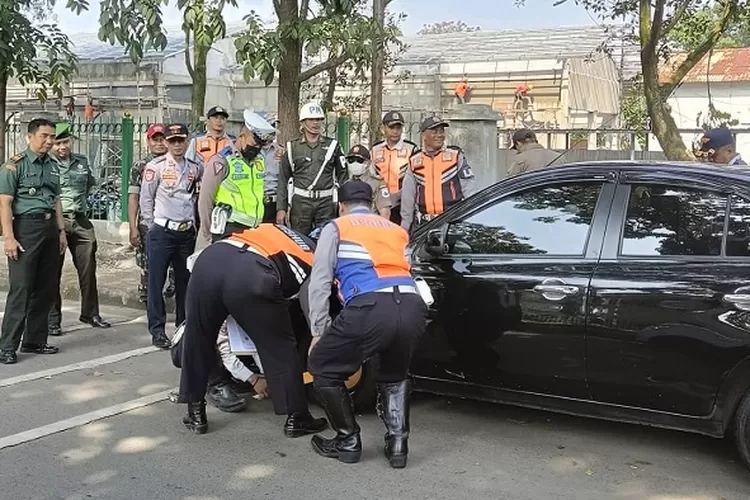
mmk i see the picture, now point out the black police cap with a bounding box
[165,123,189,140]
[382,110,405,126]
[338,180,373,203]
[207,106,229,118]
[346,144,371,161]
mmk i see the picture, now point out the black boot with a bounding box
[311,383,362,464]
[377,380,411,468]
[206,382,247,413]
[182,401,208,434]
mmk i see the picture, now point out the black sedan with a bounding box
[401,161,750,472]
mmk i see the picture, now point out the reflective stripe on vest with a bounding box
[213,154,265,228]
[228,224,314,281]
[333,211,414,304]
[410,149,462,216]
[372,143,413,194]
[197,136,233,164]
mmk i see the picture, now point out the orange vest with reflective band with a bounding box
[409,148,463,216]
[196,134,234,164]
[228,223,313,267]
[333,209,414,304]
[371,140,416,194]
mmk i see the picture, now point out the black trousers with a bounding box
[49,212,100,327]
[289,195,336,236]
[147,224,195,338]
[309,290,427,387]
[0,215,59,351]
[263,199,277,223]
[178,242,308,415]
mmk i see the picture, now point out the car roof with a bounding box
[550,160,750,179]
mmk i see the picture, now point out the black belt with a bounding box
[63,211,84,219]
[15,211,54,220]
[264,194,277,204]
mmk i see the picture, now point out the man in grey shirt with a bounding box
[139,123,202,349]
[506,129,560,178]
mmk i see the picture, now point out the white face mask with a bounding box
[348,161,367,177]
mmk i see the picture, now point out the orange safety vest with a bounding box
[409,147,464,216]
[229,223,314,268]
[195,134,234,164]
[371,140,417,194]
[333,208,413,304]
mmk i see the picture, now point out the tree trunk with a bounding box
[0,71,7,162]
[321,67,337,113]
[276,0,304,143]
[191,44,209,124]
[368,0,386,145]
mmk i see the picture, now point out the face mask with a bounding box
[241,144,261,162]
[348,161,367,177]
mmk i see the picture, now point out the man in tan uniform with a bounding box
[344,145,392,219]
[506,129,559,178]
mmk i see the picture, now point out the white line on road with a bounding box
[0,390,171,451]
[0,346,161,388]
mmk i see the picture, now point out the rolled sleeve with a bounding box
[308,223,339,337]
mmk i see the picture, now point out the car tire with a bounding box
[733,389,750,471]
[307,360,378,414]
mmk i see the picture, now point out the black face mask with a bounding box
[241,144,261,162]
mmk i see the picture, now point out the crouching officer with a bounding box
[400,116,477,232]
[307,180,427,468]
[197,110,275,246]
[276,102,348,235]
[345,145,392,219]
[178,223,328,437]
[48,122,110,335]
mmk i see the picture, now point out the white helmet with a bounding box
[299,102,325,121]
[243,110,276,142]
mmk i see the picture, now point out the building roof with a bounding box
[660,48,750,84]
[397,25,642,79]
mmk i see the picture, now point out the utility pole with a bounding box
[368,0,390,145]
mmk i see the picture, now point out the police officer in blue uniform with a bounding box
[139,124,202,349]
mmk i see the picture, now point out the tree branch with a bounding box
[300,0,310,19]
[662,0,738,96]
[662,0,693,36]
[638,0,653,61]
[184,27,194,80]
[297,51,349,82]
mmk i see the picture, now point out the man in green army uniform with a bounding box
[127,123,174,303]
[344,145,392,219]
[276,102,348,235]
[0,118,68,364]
[47,123,111,336]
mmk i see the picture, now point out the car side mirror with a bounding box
[424,226,449,256]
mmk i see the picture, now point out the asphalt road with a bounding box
[0,299,749,500]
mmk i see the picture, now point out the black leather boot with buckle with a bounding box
[183,401,208,434]
[311,383,362,464]
[377,380,411,468]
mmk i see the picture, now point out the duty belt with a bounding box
[292,186,334,199]
[15,211,53,220]
[373,285,418,295]
[154,217,194,232]
[264,194,277,204]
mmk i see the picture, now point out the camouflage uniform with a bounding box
[130,155,175,301]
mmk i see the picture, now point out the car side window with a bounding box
[446,182,603,255]
[727,194,750,257]
[620,184,727,257]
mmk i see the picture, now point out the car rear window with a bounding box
[621,184,727,257]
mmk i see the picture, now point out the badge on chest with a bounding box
[162,164,178,187]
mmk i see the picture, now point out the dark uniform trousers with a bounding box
[178,242,308,415]
[49,212,100,327]
[0,215,60,351]
[309,290,427,387]
[138,223,176,301]
[263,194,277,223]
[146,224,195,339]
[289,195,336,236]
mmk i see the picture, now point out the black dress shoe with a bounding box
[80,315,111,328]
[183,401,208,434]
[0,350,17,364]
[20,344,59,355]
[48,325,63,336]
[284,411,328,438]
[206,382,247,412]
[152,334,171,349]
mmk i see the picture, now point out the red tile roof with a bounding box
[660,48,750,84]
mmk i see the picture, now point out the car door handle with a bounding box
[533,284,579,300]
[723,294,750,311]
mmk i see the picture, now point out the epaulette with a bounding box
[10,154,23,163]
[152,155,167,164]
[411,147,423,156]
[370,140,386,149]
[186,157,202,166]
[227,133,237,141]
[403,139,418,148]
[446,145,463,153]
[218,145,234,158]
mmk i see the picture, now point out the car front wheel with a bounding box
[733,389,750,471]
